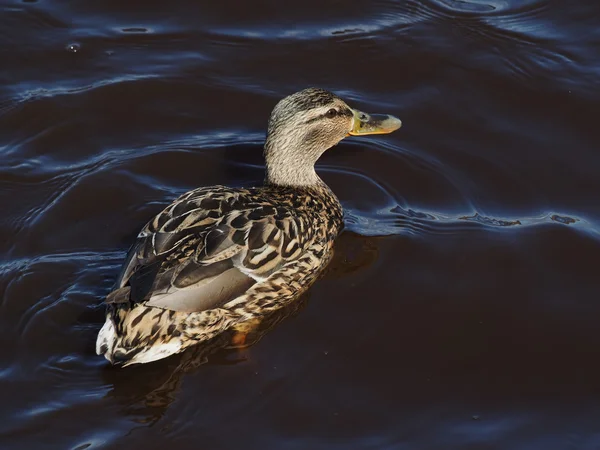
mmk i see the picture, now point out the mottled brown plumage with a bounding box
[96,88,401,366]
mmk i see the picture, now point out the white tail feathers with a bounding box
[96,313,184,366]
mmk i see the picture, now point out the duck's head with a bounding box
[264,87,401,186]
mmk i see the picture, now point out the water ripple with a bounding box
[0,0,599,447]
[8,74,161,104]
[345,206,597,239]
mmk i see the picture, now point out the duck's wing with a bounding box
[105,187,309,313]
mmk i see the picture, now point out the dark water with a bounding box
[1,0,600,448]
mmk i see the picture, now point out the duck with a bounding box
[96,87,401,366]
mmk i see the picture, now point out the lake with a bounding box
[1,0,599,448]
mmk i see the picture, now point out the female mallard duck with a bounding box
[96,88,401,366]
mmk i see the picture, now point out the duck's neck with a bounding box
[264,159,322,187]
[263,137,324,187]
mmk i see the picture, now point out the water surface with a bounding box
[1,0,600,448]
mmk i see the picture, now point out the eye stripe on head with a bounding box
[303,107,341,124]
[299,104,352,125]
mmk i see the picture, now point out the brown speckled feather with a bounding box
[98,183,343,365]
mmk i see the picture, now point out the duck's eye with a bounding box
[325,108,337,118]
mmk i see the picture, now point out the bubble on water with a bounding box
[65,43,81,53]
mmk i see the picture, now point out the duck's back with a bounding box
[96,184,343,365]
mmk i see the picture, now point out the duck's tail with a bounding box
[95,312,118,361]
[96,306,186,366]
[96,305,240,367]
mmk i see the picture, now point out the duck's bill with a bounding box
[348,109,402,136]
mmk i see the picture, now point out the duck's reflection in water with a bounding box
[100,231,380,425]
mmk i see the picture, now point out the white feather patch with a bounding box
[123,341,183,366]
[96,316,116,355]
